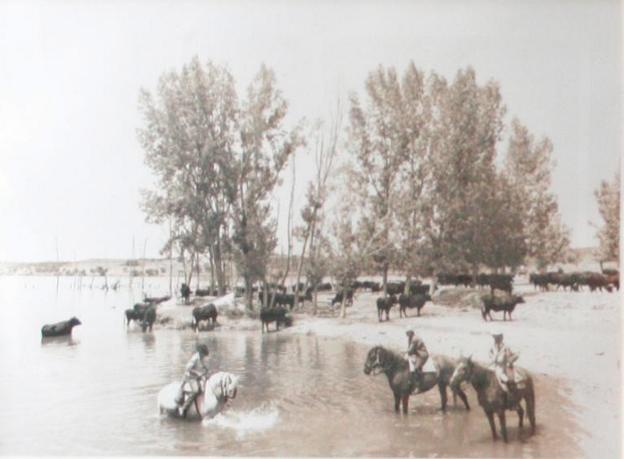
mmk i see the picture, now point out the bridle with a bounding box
[367,349,386,376]
[220,374,234,402]
[451,360,472,386]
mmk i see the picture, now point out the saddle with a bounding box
[177,377,206,405]
[410,359,438,392]
[421,358,437,375]
[494,365,527,391]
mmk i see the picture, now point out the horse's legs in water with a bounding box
[486,411,498,440]
[437,382,448,412]
[526,388,536,434]
[401,395,409,414]
[516,403,524,432]
[455,387,470,410]
[394,393,400,413]
[498,410,508,442]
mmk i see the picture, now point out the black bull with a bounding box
[363,346,470,414]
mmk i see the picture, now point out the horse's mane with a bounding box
[372,345,408,370]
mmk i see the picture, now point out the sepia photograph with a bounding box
[0,0,621,457]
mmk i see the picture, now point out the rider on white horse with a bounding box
[405,327,429,386]
[489,328,519,402]
[176,344,211,417]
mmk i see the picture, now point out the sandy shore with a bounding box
[158,284,621,458]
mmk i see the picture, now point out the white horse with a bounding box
[157,371,240,420]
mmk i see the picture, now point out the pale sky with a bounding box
[0,0,621,262]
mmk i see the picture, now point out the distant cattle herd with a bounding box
[41,267,619,338]
[529,271,619,292]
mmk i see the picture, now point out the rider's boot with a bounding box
[410,369,422,388]
[178,393,195,417]
[507,381,518,407]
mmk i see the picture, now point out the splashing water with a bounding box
[203,403,280,438]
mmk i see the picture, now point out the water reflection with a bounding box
[0,276,583,457]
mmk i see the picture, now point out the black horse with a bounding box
[363,346,470,414]
[450,356,536,442]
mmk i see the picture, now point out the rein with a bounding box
[370,348,404,375]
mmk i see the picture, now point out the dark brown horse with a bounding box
[449,357,536,442]
[363,346,470,414]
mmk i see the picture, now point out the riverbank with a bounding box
[279,287,621,458]
[155,285,621,457]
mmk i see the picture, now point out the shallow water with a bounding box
[0,276,582,456]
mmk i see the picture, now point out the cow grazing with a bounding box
[407,284,430,295]
[437,273,472,288]
[317,282,333,292]
[258,292,307,310]
[144,295,171,305]
[359,280,381,292]
[398,293,432,318]
[260,306,288,333]
[605,272,619,291]
[386,282,405,296]
[125,303,150,327]
[41,317,82,338]
[529,273,550,291]
[376,295,398,322]
[487,274,513,293]
[481,294,525,321]
[548,272,579,291]
[192,304,218,332]
[141,306,157,332]
[180,283,191,304]
[331,289,354,308]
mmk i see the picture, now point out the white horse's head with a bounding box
[214,372,239,402]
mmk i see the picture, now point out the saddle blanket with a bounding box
[495,366,528,391]
[422,358,437,374]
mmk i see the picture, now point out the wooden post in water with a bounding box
[168,218,173,296]
[141,238,147,293]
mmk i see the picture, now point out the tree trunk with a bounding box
[208,253,216,291]
[382,264,389,297]
[293,231,310,308]
[244,276,254,310]
[195,256,201,291]
[313,286,318,316]
[339,287,347,318]
[471,263,478,288]
[404,275,412,295]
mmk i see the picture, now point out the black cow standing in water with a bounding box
[260,306,289,333]
[192,304,218,332]
[41,317,82,338]
[125,303,149,327]
[141,306,157,332]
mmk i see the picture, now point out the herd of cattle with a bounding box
[529,270,619,292]
[41,268,619,338]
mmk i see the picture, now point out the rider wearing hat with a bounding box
[489,329,519,401]
[405,327,429,386]
[177,343,211,417]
